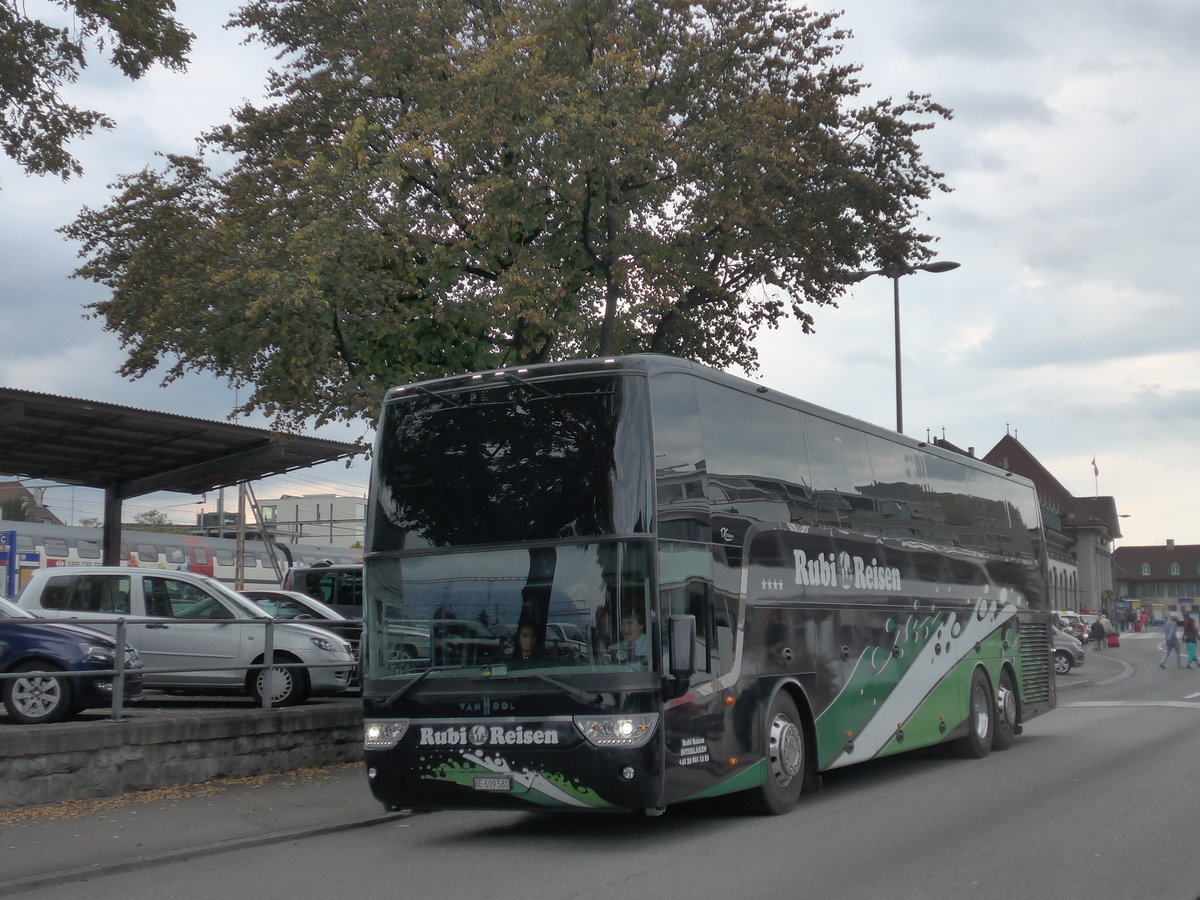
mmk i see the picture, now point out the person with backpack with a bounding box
[1183,615,1199,668]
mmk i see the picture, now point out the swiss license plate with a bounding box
[473,776,512,792]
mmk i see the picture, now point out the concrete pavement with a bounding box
[0,762,403,896]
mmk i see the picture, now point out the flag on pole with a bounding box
[1091,456,1099,477]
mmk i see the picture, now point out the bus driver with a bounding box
[610,611,649,666]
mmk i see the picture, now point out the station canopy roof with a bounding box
[0,387,359,501]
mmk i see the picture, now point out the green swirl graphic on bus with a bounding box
[815,590,1019,769]
[421,751,616,808]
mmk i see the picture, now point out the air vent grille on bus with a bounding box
[1018,622,1053,703]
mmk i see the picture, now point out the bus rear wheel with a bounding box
[748,691,807,815]
[952,668,994,759]
[991,668,1019,751]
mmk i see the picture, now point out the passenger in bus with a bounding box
[512,620,548,664]
[610,611,649,667]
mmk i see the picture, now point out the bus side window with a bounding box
[666,579,734,680]
[686,581,715,675]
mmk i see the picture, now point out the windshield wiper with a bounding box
[383,665,464,706]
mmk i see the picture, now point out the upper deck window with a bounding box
[371,373,652,550]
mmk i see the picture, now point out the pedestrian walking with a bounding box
[1184,615,1199,668]
[1161,615,1183,668]
[1090,616,1106,652]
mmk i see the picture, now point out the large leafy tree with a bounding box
[0,0,192,181]
[65,0,951,430]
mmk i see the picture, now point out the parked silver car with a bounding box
[1052,626,1086,675]
[17,567,354,706]
[240,588,361,657]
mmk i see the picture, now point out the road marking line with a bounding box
[1061,700,1200,709]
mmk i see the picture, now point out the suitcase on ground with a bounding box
[1107,633,1120,647]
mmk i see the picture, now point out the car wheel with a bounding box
[1053,650,1072,675]
[3,661,75,725]
[951,668,994,759]
[746,691,809,815]
[249,655,311,707]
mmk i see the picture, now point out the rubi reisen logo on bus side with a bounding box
[794,549,902,592]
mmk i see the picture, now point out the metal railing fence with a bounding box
[0,615,362,721]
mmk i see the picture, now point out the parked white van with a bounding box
[17,567,354,706]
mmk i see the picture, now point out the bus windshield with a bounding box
[362,541,655,685]
[365,369,657,686]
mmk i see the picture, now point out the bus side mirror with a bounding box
[668,614,696,678]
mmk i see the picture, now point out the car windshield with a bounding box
[245,591,347,621]
[0,596,32,618]
[202,577,271,618]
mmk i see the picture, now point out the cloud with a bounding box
[2,0,1196,549]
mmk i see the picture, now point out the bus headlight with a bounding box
[574,713,659,748]
[364,719,410,750]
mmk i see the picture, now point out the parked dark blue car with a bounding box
[1,596,143,724]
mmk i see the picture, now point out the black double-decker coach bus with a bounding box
[361,355,1055,816]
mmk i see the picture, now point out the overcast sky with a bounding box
[2,0,1196,547]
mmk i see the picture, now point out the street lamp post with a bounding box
[848,260,961,433]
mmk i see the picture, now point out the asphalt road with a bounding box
[5,628,1200,900]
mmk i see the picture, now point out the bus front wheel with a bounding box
[952,668,994,759]
[748,691,807,815]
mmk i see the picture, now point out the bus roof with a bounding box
[381,354,1036,491]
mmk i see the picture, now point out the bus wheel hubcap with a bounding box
[997,684,1016,727]
[768,714,803,786]
[972,686,990,737]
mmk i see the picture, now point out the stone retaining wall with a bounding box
[0,704,364,810]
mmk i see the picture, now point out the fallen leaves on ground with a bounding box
[0,763,358,828]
